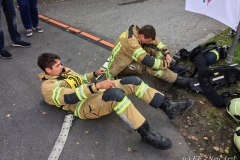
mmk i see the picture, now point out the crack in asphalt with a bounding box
[118,0,148,6]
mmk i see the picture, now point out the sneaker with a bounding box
[0,50,13,59]
[33,26,44,33]
[25,29,33,37]
[12,41,31,47]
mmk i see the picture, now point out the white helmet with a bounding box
[234,126,240,151]
[226,98,240,122]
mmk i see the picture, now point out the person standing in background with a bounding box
[17,0,43,37]
[0,0,31,59]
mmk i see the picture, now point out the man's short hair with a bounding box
[138,25,156,40]
[38,53,60,71]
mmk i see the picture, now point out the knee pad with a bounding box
[120,76,142,86]
[102,88,125,102]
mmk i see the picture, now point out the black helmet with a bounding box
[219,45,229,58]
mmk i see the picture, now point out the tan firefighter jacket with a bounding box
[38,67,97,112]
[106,25,170,80]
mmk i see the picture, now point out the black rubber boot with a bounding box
[137,121,172,150]
[170,61,190,75]
[174,75,193,88]
[160,98,194,119]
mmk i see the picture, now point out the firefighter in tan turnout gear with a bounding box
[38,53,194,150]
[106,25,192,87]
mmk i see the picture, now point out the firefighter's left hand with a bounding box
[95,68,106,76]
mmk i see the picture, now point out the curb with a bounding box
[38,14,114,51]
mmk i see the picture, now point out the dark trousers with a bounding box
[17,0,38,30]
[0,0,21,51]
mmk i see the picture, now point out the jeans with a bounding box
[17,0,39,30]
[0,0,21,51]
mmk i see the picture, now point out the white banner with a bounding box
[185,0,240,31]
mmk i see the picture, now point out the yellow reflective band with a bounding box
[214,72,219,76]
[76,85,87,101]
[120,32,126,39]
[210,50,220,61]
[152,58,161,70]
[132,48,145,61]
[156,52,164,59]
[155,70,164,78]
[74,99,86,119]
[106,42,122,79]
[157,42,165,50]
[56,81,61,85]
[114,96,131,114]
[82,74,90,83]
[52,86,63,106]
[135,81,149,98]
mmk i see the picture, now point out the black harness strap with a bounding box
[196,55,226,108]
[128,25,134,38]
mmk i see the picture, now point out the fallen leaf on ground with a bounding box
[7,114,10,117]
[127,148,131,152]
[213,146,219,151]
[85,131,89,134]
[203,137,208,140]
[76,142,80,145]
[42,112,46,115]
[199,100,204,104]
[203,154,208,159]
[212,136,215,141]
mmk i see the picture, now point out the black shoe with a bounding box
[12,41,31,47]
[170,61,190,75]
[0,50,13,59]
[160,98,194,119]
[174,75,193,88]
[137,121,172,150]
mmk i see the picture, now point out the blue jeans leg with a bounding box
[1,0,21,50]
[0,0,5,50]
[29,0,39,28]
[17,0,32,30]
[17,0,38,29]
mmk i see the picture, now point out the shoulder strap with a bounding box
[201,42,218,56]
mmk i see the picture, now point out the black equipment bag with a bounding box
[191,55,240,108]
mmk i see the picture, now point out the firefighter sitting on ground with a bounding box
[106,25,192,88]
[37,53,194,150]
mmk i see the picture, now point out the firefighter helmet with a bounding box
[219,45,229,58]
[226,98,240,122]
[234,126,240,151]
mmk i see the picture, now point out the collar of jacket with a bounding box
[133,25,142,44]
[38,68,69,81]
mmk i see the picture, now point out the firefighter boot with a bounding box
[174,75,193,88]
[160,98,194,119]
[137,121,172,150]
[170,61,190,75]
